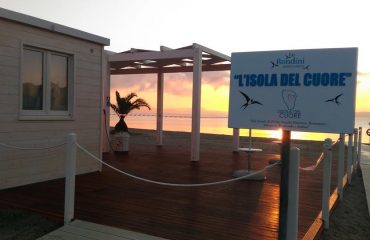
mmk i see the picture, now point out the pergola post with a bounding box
[156,72,164,146]
[191,47,202,161]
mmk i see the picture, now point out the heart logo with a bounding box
[282,89,297,110]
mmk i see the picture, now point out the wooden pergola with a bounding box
[107,43,240,161]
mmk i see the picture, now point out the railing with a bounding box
[0,127,364,238]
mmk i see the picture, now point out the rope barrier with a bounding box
[299,138,340,171]
[0,142,66,150]
[299,152,324,171]
[76,142,280,187]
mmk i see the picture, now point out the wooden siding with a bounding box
[0,18,103,189]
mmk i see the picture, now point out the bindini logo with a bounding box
[278,89,301,119]
[270,52,308,70]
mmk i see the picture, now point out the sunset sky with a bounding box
[1,0,369,115]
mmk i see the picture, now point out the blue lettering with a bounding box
[250,74,257,86]
[271,74,278,86]
[330,73,338,86]
[321,73,329,86]
[257,74,265,86]
[288,73,300,86]
[339,73,351,86]
[280,74,288,86]
[304,73,312,86]
[235,74,243,87]
[243,74,249,86]
[312,73,320,86]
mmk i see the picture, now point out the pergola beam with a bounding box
[110,64,231,75]
[193,43,231,61]
[108,49,194,63]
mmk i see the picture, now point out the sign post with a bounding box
[279,130,291,239]
[228,48,358,240]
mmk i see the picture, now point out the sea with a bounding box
[111,114,370,143]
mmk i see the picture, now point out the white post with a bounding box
[64,133,76,224]
[337,133,345,200]
[322,138,333,229]
[347,133,353,184]
[232,128,240,152]
[353,129,358,173]
[287,147,300,240]
[156,72,164,146]
[191,47,202,161]
[358,127,362,167]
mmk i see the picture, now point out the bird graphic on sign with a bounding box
[285,52,295,59]
[239,91,263,109]
[270,61,279,68]
[325,93,343,105]
[303,65,310,70]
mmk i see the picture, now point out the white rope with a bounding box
[76,142,280,187]
[0,142,66,150]
[300,153,324,171]
[299,138,340,171]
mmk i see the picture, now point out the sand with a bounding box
[322,169,370,240]
[0,208,61,240]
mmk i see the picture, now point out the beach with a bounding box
[322,169,370,239]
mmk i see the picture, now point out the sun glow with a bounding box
[267,128,283,140]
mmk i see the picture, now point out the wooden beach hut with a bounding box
[0,7,110,189]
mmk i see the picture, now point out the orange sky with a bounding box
[111,71,370,115]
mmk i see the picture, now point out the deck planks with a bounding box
[0,130,343,240]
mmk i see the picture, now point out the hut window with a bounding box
[22,49,44,110]
[50,54,69,111]
[21,46,73,118]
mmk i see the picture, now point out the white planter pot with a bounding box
[111,132,130,153]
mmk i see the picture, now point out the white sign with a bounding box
[228,48,358,133]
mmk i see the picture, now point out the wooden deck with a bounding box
[0,130,342,240]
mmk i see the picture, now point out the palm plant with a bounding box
[110,91,151,132]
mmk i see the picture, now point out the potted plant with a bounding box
[110,91,151,153]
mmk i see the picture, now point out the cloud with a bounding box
[111,74,157,93]
[111,71,230,96]
[203,71,230,88]
[357,71,370,84]
[357,71,370,77]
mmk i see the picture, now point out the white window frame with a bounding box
[19,44,75,120]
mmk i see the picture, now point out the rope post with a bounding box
[353,129,358,173]
[287,147,300,240]
[64,133,76,225]
[322,138,333,229]
[337,134,345,200]
[347,133,353,184]
[358,127,362,167]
